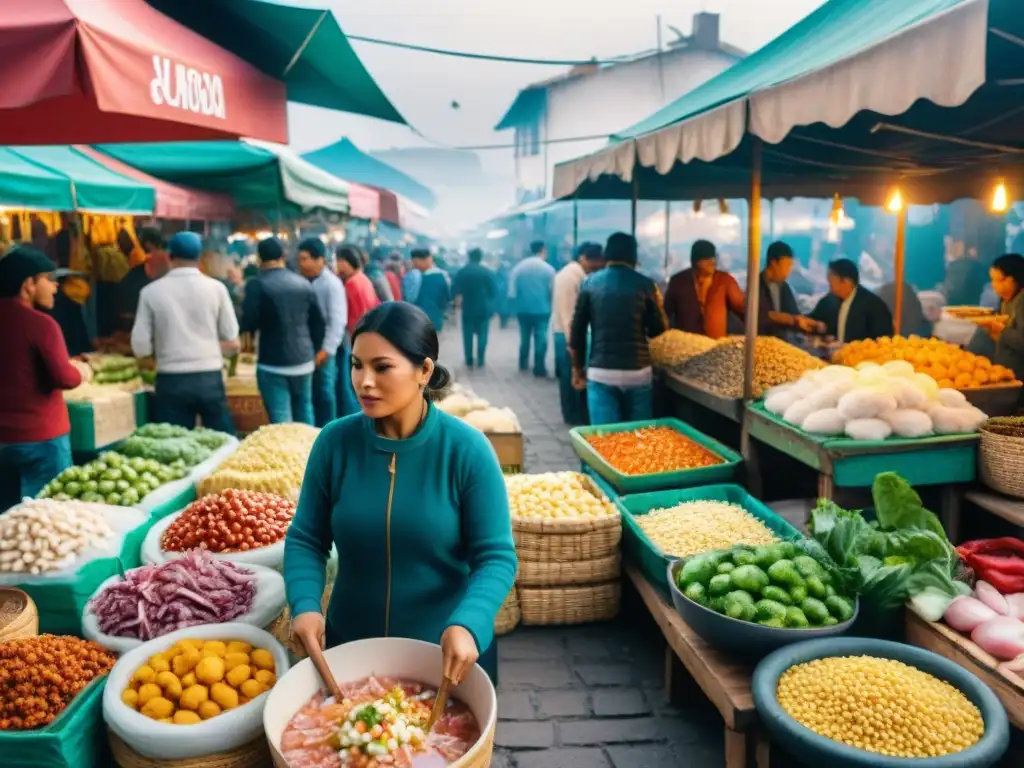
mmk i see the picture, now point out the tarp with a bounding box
[146,0,405,124]
[97,140,349,216]
[0,0,288,145]
[10,146,154,214]
[554,0,1018,205]
[77,147,235,221]
[302,139,436,210]
[0,149,75,211]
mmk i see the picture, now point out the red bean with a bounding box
[161,490,295,553]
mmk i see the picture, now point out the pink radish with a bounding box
[1005,594,1024,621]
[971,616,1024,660]
[975,581,1010,615]
[944,596,997,632]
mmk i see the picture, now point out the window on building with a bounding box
[515,122,540,158]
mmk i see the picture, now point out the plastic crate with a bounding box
[617,484,803,600]
[570,417,742,494]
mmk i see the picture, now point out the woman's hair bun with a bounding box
[428,363,451,393]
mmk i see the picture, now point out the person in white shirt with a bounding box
[131,232,240,434]
[552,243,605,424]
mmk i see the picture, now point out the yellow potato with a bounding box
[224,652,250,672]
[133,665,156,685]
[158,717,173,724]
[226,641,252,655]
[195,656,225,685]
[137,683,163,708]
[197,700,222,720]
[156,671,183,701]
[201,641,227,658]
[226,664,251,688]
[253,670,276,687]
[181,671,197,688]
[121,688,139,709]
[239,679,265,700]
[148,655,171,674]
[249,649,274,672]
[172,647,201,677]
[173,710,202,725]
[140,696,175,720]
[174,640,202,656]
[210,682,239,710]
[179,684,209,711]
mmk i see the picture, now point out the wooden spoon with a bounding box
[299,634,342,700]
[426,676,452,733]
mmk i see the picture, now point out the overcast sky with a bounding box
[287,0,826,161]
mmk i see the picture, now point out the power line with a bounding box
[348,34,617,66]
[413,131,614,152]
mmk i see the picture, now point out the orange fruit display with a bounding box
[833,336,1018,388]
[585,427,723,476]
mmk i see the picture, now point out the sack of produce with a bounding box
[0,500,151,635]
[82,553,286,654]
[187,435,240,484]
[0,636,115,768]
[102,623,289,761]
[39,450,190,509]
[121,424,233,469]
[197,423,318,500]
[140,489,295,570]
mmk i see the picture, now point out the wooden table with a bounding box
[905,610,1024,730]
[965,489,1024,529]
[627,566,768,768]
[661,370,744,423]
[744,403,979,541]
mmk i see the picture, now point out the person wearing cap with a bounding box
[131,232,239,434]
[452,248,497,368]
[553,242,605,424]
[0,247,83,507]
[117,227,170,333]
[297,237,347,427]
[241,238,325,426]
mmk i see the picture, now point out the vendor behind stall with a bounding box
[759,241,820,336]
[0,247,83,508]
[116,227,169,333]
[49,270,92,357]
[986,253,1024,382]
[664,240,745,339]
[808,258,894,343]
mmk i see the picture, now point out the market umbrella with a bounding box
[147,0,405,124]
[0,0,289,145]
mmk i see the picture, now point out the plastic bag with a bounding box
[82,564,286,654]
[845,418,893,441]
[883,409,934,439]
[837,389,898,420]
[802,408,846,436]
[103,623,289,760]
[141,511,284,570]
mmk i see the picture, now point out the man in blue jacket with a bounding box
[452,248,497,368]
[297,237,347,427]
[509,241,556,377]
[410,249,452,332]
[241,238,325,425]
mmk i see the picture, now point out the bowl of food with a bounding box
[752,638,1010,767]
[263,637,496,768]
[667,545,858,659]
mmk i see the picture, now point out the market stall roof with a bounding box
[77,147,235,221]
[0,149,77,211]
[146,0,406,125]
[553,0,1022,205]
[9,146,154,214]
[302,139,436,210]
[1,0,288,145]
[97,140,349,216]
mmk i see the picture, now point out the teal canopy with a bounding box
[554,0,1022,206]
[302,139,436,209]
[146,0,405,125]
[98,140,349,215]
[0,146,154,214]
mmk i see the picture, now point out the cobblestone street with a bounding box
[440,320,726,767]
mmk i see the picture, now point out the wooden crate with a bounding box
[488,431,523,474]
[67,391,137,452]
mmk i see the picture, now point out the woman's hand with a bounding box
[290,611,326,657]
[441,625,479,685]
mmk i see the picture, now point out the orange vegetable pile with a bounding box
[833,336,1017,389]
[585,427,723,476]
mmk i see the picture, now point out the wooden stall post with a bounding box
[740,139,763,461]
[572,197,579,250]
[664,200,671,278]
[893,205,907,335]
[630,175,639,237]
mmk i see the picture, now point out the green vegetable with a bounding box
[762,586,793,606]
[793,555,824,579]
[680,553,721,586]
[767,559,805,588]
[752,546,773,568]
[801,597,830,625]
[825,595,855,622]
[731,548,758,567]
[784,607,810,628]
[824,584,837,599]
[778,541,797,559]
[805,574,828,599]
[708,596,726,614]
[717,562,736,575]
[683,582,707,606]
[789,584,808,604]
[723,591,756,621]
[767,543,790,563]
[822,616,839,626]
[708,574,733,597]
[758,618,785,628]
[730,564,769,593]
[755,599,788,622]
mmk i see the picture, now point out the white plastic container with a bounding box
[103,623,290,760]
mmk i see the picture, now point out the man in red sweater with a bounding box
[0,248,82,509]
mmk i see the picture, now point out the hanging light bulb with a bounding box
[992,179,1009,213]
[829,194,844,225]
[717,198,729,215]
[693,199,703,214]
[885,188,904,213]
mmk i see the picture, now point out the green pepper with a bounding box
[708,574,733,597]
[762,586,793,606]
[683,582,708,606]
[825,595,855,623]
[801,597,830,625]
[730,564,770,593]
[784,607,810,628]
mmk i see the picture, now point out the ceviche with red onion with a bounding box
[281,676,481,768]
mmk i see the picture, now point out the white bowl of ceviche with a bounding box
[263,636,496,768]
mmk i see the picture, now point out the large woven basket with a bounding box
[109,732,272,768]
[979,424,1024,499]
[0,588,37,641]
[495,588,521,636]
[519,580,621,626]
[517,552,621,587]
[227,392,268,436]
[513,514,622,562]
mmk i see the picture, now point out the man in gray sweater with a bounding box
[297,237,347,426]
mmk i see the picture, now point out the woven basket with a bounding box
[519,580,621,626]
[979,426,1024,499]
[495,588,521,636]
[517,552,621,587]
[227,392,268,436]
[513,514,621,562]
[109,732,272,768]
[0,588,37,641]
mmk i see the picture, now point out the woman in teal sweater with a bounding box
[284,302,517,685]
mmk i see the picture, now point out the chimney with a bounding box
[692,12,720,50]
